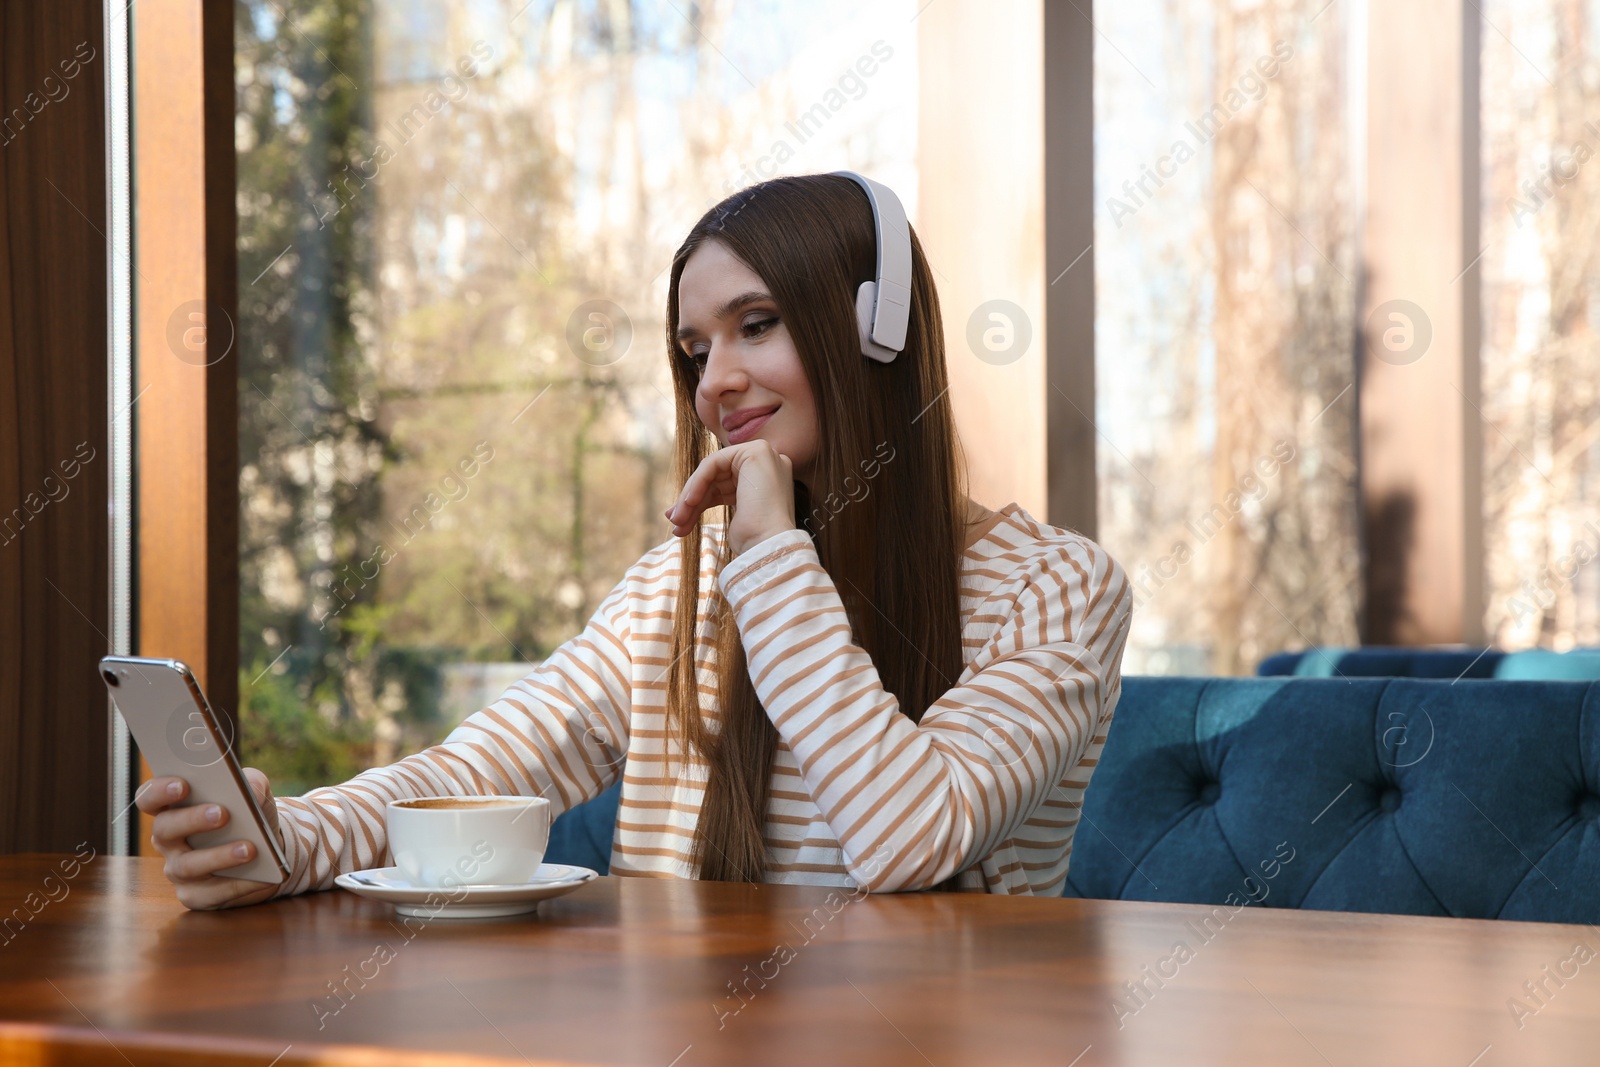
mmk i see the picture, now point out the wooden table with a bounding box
[2,854,1598,1066]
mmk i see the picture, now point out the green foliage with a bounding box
[234,0,677,794]
[237,660,371,798]
[236,0,391,780]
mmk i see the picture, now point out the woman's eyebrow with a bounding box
[675,290,773,341]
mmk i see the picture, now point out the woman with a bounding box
[138,173,1130,909]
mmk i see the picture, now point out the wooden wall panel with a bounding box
[917,0,1049,520]
[0,3,111,853]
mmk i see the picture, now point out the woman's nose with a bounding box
[697,342,747,399]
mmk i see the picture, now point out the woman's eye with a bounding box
[680,315,775,373]
[743,315,779,338]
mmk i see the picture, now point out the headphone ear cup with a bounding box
[854,280,898,364]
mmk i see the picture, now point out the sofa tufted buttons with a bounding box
[1577,794,1600,821]
[1378,788,1402,814]
[1197,781,1221,805]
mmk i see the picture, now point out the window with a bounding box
[1094,0,1360,674]
[234,0,919,791]
[1479,0,1600,650]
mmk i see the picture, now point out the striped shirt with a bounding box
[269,502,1131,896]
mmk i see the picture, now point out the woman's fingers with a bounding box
[667,450,738,525]
[242,767,272,801]
[240,764,278,825]
[667,479,737,533]
[668,480,737,533]
[666,442,797,553]
[165,838,256,883]
[150,800,230,855]
[134,775,189,815]
[666,442,793,535]
[240,767,281,838]
[141,767,283,910]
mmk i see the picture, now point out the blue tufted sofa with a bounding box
[546,780,621,874]
[548,676,1600,923]
[1063,676,1600,923]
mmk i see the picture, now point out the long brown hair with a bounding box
[663,174,966,882]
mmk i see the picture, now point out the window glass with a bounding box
[1094,0,1360,674]
[236,0,919,791]
[1480,0,1600,650]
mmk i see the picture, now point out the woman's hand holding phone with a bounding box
[135,767,284,911]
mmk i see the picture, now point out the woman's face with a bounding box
[676,239,819,482]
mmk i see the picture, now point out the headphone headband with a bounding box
[830,170,912,363]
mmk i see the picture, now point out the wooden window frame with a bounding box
[1360,0,1484,643]
[131,0,238,851]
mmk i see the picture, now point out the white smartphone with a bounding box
[100,655,289,884]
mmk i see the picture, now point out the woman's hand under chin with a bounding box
[665,440,798,556]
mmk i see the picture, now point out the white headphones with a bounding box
[830,171,912,363]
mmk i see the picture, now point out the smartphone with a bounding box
[99,656,289,884]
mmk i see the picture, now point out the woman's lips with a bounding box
[724,406,778,444]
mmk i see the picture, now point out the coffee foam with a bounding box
[393,797,529,811]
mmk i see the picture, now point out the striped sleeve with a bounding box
[718,527,1131,894]
[267,575,634,897]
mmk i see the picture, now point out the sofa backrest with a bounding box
[1258,646,1600,680]
[1063,677,1600,923]
[1494,649,1600,680]
[1256,647,1506,678]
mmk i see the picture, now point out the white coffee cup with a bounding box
[386,795,551,887]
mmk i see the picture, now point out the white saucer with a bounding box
[334,863,598,918]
